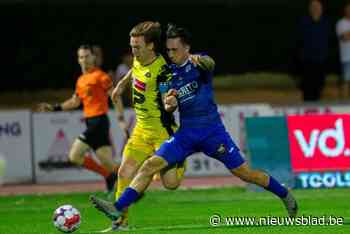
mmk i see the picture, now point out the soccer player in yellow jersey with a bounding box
[108,21,185,230]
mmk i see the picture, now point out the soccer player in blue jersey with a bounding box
[90,24,298,222]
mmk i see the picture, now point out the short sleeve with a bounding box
[75,80,81,98]
[157,64,173,94]
[100,74,113,91]
[159,81,171,94]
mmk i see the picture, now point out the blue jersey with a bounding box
[160,59,221,128]
[156,57,244,169]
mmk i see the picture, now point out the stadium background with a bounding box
[1,0,348,90]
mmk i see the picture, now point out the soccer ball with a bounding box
[53,205,81,233]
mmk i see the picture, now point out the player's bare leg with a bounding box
[231,162,298,217]
[95,146,119,195]
[112,156,143,230]
[116,157,142,198]
[68,139,90,165]
[231,162,269,187]
[69,139,117,193]
[130,156,168,192]
[160,162,185,190]
[90,156,168,221]
[95,146,119,173]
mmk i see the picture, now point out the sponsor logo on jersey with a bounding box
[177,81,198,99]
[134,79,146,91]
[213,144,227,157]
[145,72,151,78]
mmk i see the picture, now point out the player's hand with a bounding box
[189,54,201,66]
[165,89,177,106]
[37,102,53,112]
[164,89,178,112]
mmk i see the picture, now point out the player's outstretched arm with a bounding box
[111,69,132,102]
[108,87,129,138]
[37,94,81,112]
[189,55,215,72]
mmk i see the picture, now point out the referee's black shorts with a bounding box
[78,114,111,150]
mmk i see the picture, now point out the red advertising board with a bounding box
[287,115,350,172]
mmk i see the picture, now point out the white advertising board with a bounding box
[33,110,135,183]
[0,110,32,183]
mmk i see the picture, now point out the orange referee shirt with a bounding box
[75,68,113,118]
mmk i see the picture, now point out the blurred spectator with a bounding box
[296,0,330,101]
[92,45,104,68]
[92,45,116,107]
[115,52,133,83]
[336,2,350,98]
[114,52,133,107]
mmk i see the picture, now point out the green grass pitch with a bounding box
[0,187,349,234]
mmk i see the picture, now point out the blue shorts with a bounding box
[155,124,245,170]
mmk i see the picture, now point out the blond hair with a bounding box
[130,21,161,52]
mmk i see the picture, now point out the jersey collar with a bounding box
[178,58,190,68]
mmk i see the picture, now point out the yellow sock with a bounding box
[176,161,186,180]
[153,173,161,181]
[116,177,132,200]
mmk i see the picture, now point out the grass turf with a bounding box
[0,187,349,234]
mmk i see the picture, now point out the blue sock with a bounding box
[266,176,288,198]
[114,187,140,211]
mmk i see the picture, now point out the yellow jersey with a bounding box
[131,55,176,133]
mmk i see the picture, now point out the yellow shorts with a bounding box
[123,125,175,164]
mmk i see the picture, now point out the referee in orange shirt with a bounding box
[38,45,127,194]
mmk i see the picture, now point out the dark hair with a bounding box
[130,21,162,53]
[166,23,191,46]
[78,44,95,54]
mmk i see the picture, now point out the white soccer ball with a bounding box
[53,205,81,233]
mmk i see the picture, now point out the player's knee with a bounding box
[95,146,112,158]
[68,150,83,165]
[69,139,88,165]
